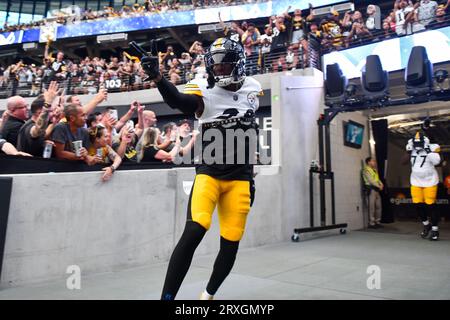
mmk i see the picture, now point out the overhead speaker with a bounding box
[405,46,433,96]
[325,63,346,97]
[361,55,388,100]
[324,63,347,107]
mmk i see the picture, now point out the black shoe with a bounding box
[368,224,376,229]
[375,223,383,228]
[430,230,439,241]
[421,224,431,239]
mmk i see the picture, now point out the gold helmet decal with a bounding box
[414,131,420,141]
[213,38,225,49]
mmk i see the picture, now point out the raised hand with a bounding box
[43,81,60,105]
[141,55,161,81]
[137,102,144,114]
[96,87,108,103]
[130,100,138,113]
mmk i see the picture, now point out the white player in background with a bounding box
[406,131,442,240]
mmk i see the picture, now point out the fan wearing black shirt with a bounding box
[1,95,29,147]
[17,81,60,157]
[44,44,67,83]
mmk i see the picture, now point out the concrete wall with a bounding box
[330,112,370,230]
[0,167,283,287]
[271,68,369,234]
[0,69,370,287]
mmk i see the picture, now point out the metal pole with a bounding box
[44,0,50,18]
[32,0,36,18]
[309,169,314,227]
[318,121,326,226]
[331,172,336,224]
[325,123,332,173]
[5,0,11,24]
[325,123,336,224]
[18,0,23,24]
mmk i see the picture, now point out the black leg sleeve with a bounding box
[161,221,207,300]
[429,204,440,226]
[206,237,240,296]
[418,203,428,222]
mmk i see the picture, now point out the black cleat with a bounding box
[430,230,439,241]
[420,224,431,239]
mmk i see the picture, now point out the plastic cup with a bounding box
[43,142,53,159]
[73,140,83,157]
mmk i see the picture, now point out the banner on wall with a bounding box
[0,0,338,46]
[0,30,23,46]
[0,29,40,46]
[388,187,450,219]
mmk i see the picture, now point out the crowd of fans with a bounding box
[0,0,266,33]
[0,40,211,98]
[0,82,199,181]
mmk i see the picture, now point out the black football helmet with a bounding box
[204,37,246,89]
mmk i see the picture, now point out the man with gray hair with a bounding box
[1,95,29,147]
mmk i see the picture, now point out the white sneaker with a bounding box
[199,290,214,300]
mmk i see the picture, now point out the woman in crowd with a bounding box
[137,127,181,163]
[88,125,123,181]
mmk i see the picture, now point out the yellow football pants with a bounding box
[188,174,251,241]
[411,185,438,205]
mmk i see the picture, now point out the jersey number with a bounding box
[411,155,427,168]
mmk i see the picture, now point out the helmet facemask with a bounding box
[205,38,246,88]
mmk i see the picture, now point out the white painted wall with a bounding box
[330,112,370,230]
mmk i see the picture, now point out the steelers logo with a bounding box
[247,92,259,108]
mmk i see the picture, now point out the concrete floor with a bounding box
[0,226,449,300]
